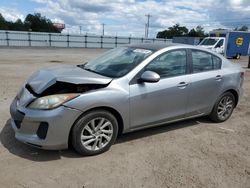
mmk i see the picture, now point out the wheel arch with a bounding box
[224,89,239,107]
[68,106,124,148]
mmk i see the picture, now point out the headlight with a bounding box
[28,93,79,110]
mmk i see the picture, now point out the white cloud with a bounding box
[0,7,25,22]
[3,0,250,37]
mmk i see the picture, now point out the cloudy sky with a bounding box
[0,0,249,37]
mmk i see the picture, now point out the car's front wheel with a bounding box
[71,110,118,156]
[209,92,235,122]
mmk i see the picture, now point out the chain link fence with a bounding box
[0,30,172,48]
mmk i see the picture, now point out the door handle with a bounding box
[215,75,222,81]
[177,82,189,88]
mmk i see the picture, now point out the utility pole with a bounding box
[145,14,151,38]
[248,56,250,68]
[79,26,82,35]
[102,23,105,36]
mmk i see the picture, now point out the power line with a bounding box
[66,16,249,37]
[71,18,250,28]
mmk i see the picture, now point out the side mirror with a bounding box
[140,71,160,83]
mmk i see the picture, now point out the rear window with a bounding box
[192,50,213,73]
[191,50,222,73]
[212,55,222,69]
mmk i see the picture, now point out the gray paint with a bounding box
[27,65,112,94]
[10,44,244,150]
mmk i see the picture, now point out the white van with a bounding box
[199,37,225,55]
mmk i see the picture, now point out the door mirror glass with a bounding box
[140,71,160,83]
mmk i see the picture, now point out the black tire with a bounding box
[233,53,240,59]
[71,110,118,156]
[209,92,235,123]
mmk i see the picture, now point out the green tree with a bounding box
[0,13,8,30]
[24,13,60,33]
[0,12,61,33]
[188,25,207,37]
[156,24,189,39]
[195,25,207,37]
[188,28,197,37]
[9,19,27,31]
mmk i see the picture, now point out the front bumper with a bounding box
[10,97,82,150]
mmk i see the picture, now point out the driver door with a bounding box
[129,49,190,129]
[215,39,224,54]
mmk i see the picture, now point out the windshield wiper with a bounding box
[77,62,87,68]
[77,65,104,76]
[77,64,113,78]
[84,68,100,74]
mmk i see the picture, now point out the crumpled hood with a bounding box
[26,65,112,94]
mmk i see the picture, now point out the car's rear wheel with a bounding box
[209,92,235,122]
[71,110,118,156]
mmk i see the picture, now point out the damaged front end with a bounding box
[10,81,86,149]
[10,65,113,149]
[18,65,113,109]
[25,81,109,98]
[25,65,112,96]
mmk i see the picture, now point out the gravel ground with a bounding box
[0,47,249,188]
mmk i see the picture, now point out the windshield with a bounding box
[199,38,218,46]
[79,47,153,78]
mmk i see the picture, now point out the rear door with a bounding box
[186,49,224,116]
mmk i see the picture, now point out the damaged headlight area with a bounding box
[28,94,80,110]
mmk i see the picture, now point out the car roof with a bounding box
[125,43,183,51]
[125,42,226,60]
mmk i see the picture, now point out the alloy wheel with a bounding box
[80,117,113,151]
[217,96,234,120]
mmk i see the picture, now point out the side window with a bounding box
[213,55,222,69]
[215,39,224,48]
[146,50,187,78]
[192,50,213,73]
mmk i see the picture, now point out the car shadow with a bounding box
[0,117,212,162]
[116,117,211,144]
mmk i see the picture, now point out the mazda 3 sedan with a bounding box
[10,43,244,155]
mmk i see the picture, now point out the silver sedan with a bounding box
[10,44,244,155]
